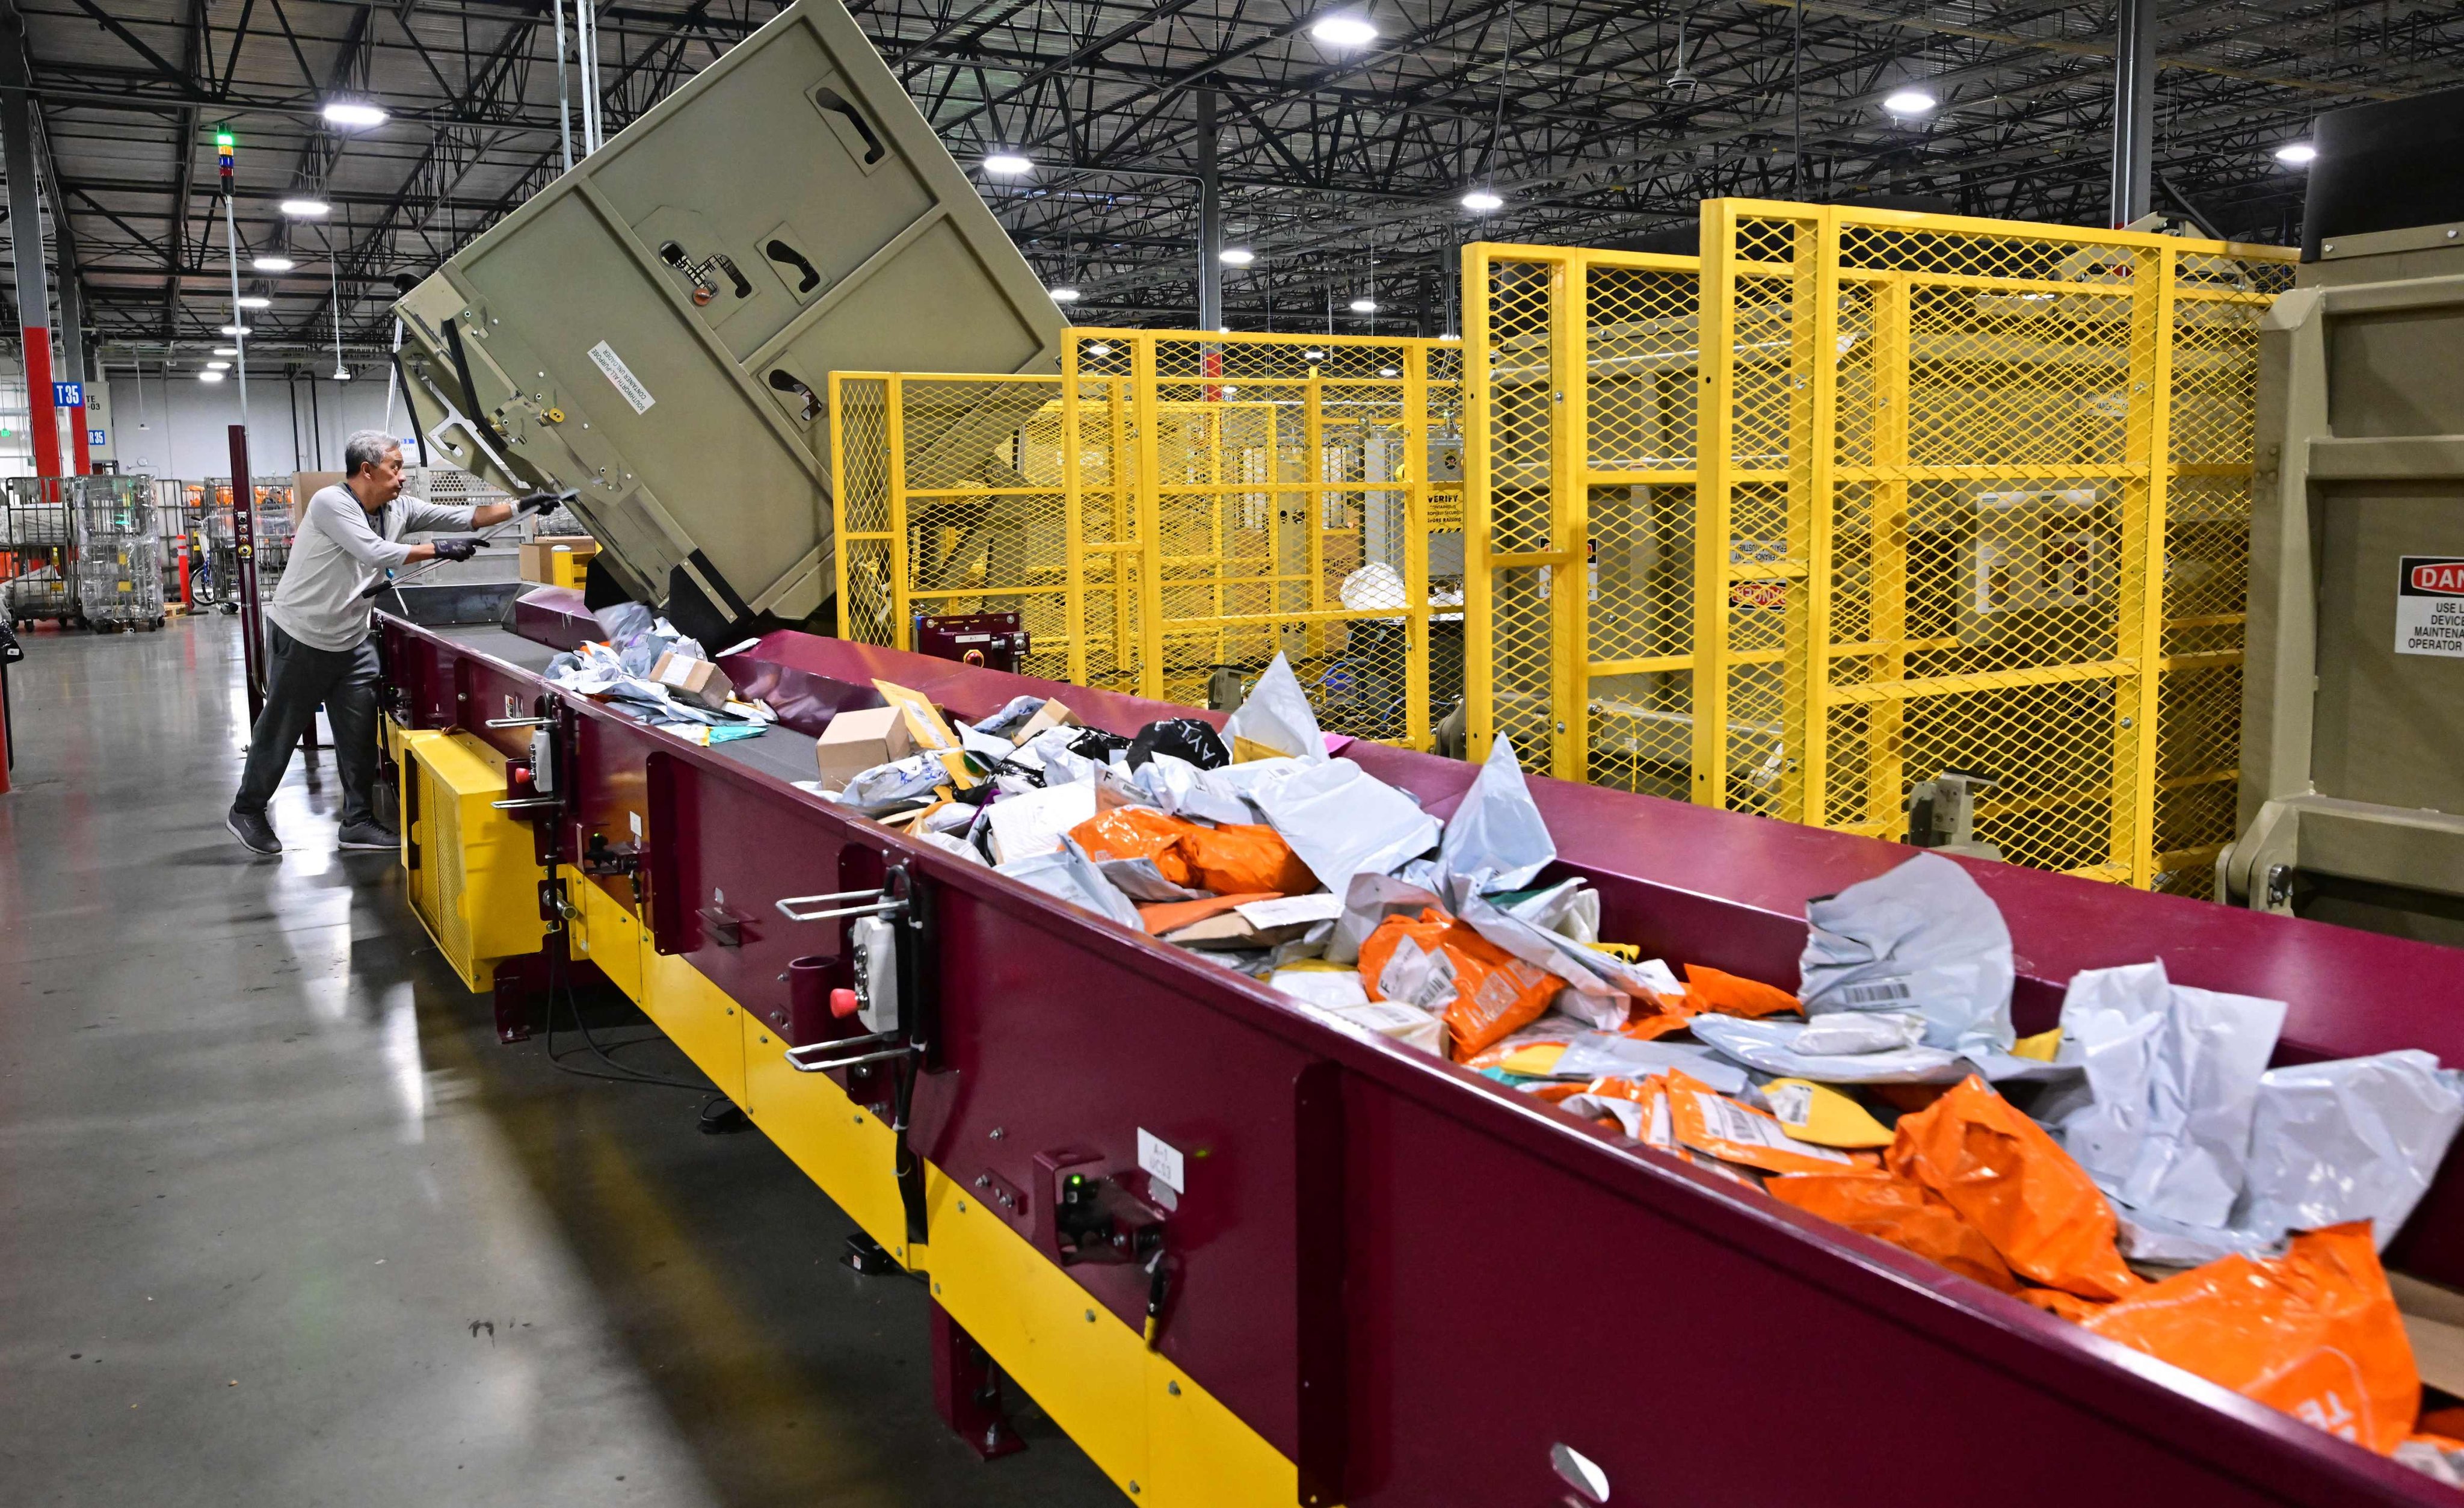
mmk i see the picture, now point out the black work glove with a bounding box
[431,536,481,561]
[516,488,576,517]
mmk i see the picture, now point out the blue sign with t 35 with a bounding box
[52,382,82,407]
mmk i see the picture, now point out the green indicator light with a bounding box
[215,130,234,149]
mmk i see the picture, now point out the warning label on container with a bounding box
[588,339,655,415]
[2396,556,2464,658]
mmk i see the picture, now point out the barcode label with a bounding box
[1767,1083,1813,1129]
[1839,978,1914,1007]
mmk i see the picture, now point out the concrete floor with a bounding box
[0,613,1112,1506]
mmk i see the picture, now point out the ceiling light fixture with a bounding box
[205,361,232,371]
[1304,348,1326,361]
[219,324,251,336]
[235,295,271,309]
[1461,189,1504,211]
[1049,287,1082,303]
[2275,141,2317,165]
[212,345,239,356]
[1883,88,1937,116]
[1310,14,1378,48]
[252,255,295,273]
[322,101,389,129]
[1087,342,1112,356]
[1218,247,1256,266]
[982,152,1033,176]
[198,369,226,383]
[279,198,331,218]
[1349,298,1378,314]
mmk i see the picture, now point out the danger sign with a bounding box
[2396,555,2464,658]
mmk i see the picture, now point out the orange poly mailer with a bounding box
[1180,821,1316,897]
[2016,1287,2110,1323]
[1769,1170,2021,1293]
[1360,907,1560,1059]
[1070,806,1200,886]
[2084,1222,2419,1456]
[1664,1070,1870,1176]
[1888,1074,2142,1303]
[1683,963,1800,1019]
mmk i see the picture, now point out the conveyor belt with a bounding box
[381,592,2464,1508]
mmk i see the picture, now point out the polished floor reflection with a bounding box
[0,612,1110,1506]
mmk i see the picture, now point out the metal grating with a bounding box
[830,329,1462,745]
[1464,201,2294,890]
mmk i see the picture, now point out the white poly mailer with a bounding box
[2057,962,2176,1188]
[1254,758,1440,898]
[995,839,1144,931]
[1434,734,1555,895]
[1220,652,1328,764]
[2236,1049,2464,1250]
[2054,961,2288,1231]
[2115,983,2287,1229]
[1328,871,1446,965]
[1799,852,2015,1052]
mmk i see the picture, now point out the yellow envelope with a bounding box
[1762,1078,1895,1149]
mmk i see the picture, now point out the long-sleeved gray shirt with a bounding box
[266,484,476,652]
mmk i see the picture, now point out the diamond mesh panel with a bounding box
[831,331,1455,740]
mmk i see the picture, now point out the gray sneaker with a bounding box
[227,806,281,856]
[337,819,398,851]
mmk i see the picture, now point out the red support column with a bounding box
[67,395,89,475]
[22,327,58,479]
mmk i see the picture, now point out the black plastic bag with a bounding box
[1127,717,1229,770]
[1066,726,1133,762]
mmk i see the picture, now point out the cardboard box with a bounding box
[1014,697,1080,744]
[814,705,914,791]
[520,536,599,584]
[650,650,735,712]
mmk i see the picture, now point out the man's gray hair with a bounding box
[342,429,402,478]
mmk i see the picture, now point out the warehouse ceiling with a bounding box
[6,0,2462,359]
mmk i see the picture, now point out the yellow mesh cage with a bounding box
[1464,203,2293,889]
[830,329,1461,747]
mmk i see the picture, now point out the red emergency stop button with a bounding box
[830,987,860,1019]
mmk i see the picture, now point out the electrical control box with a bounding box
[849,913,900,1034]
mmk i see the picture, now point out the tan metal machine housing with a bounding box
[390,0,1064,630]
[2226,223,2464,940]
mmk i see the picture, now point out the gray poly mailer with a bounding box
[1798,852,2015,1052]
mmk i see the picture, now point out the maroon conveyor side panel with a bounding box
[385,589,2464,1507]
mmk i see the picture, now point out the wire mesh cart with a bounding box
[2,477,78,631]
[70,477,167,631]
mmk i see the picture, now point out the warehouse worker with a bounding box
[226,430,541,856]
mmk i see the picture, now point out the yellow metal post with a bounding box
[2121,245,2178,886]
[1060,339,1088,686]
[886,373,910,650]
[1403,341,1432,750]
[1864,277,1912,829]
[829,371,849,638]
[1546,256,1588,780]
[1462,244,1496,761]
[1797,209,1842,826]
[1692,205,1738,807]
[1131,335,1167,700]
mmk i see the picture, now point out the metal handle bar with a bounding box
[485,715,553,729]
[787,1045,913,1074]
[784,1029,900,1063]
[490,797,562,811]
[775,889,907,923]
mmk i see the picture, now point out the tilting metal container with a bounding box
[2228,86,2464,942]
[390,0,1064,640]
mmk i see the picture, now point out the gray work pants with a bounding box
[233,623,382,827]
